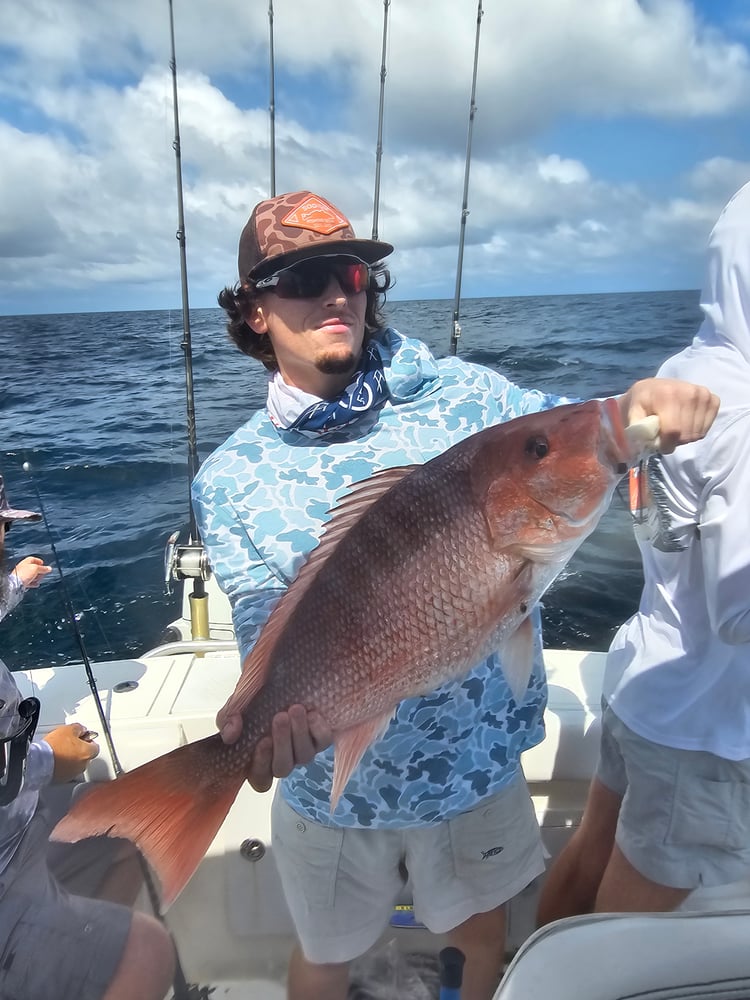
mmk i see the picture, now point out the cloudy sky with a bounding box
[2,0,749,315]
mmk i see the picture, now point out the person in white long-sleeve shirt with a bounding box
[0,475,175,1000]
[538,179,750,924]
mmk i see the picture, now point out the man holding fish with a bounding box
[52,190,717,1000]
[192,191,716,1000]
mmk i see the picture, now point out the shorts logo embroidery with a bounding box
[481,845,504,859]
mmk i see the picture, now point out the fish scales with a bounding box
[234,430,535,749]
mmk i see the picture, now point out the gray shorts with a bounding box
[0,804,132,1000]
[42,783,136,899]
[597,701,750,889]
[271,774,545,964]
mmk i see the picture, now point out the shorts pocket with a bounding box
[665,772,748,851]
[272,796,345,909]
[448,781,538,882]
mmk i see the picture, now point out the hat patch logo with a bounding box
[282,196,349,236]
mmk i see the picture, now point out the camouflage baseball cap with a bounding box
[238,190,393,282]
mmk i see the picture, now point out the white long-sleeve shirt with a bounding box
[604,181,750,759]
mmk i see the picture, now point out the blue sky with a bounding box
[1,0,749,315]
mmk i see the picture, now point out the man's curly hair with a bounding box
[217,263,394,371]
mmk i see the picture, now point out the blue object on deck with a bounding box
[439,946,465,999]
[388,903,425,928]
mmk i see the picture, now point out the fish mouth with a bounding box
[534,498,603,532]
[600,397,631,477]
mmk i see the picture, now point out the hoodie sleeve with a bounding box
[192,466,288,664]
[22,738,55,792]
[456,360,575,416]
[698,412,750,645]
[0,573,25,622]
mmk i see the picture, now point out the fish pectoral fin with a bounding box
[330,712,392,812]
[498,615,535,702]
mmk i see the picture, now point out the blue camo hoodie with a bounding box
[192,326,568,827]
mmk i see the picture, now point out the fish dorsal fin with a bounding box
[306,465,419,555]
[233,464,419,713]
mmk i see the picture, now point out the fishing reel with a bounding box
[0,697,40,806]
[163,530,212,594]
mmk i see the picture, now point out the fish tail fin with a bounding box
[51,734,244,909]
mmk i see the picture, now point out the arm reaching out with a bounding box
[12,557,52,589]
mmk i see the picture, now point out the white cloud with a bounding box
[538,156,591,185]
[366,0,750,149]
[0,0,749,310]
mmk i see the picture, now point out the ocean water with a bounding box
[0,289,702,671]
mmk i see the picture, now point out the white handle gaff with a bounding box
[624,415,661,460]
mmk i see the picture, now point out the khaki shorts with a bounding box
[0,804,132,1000]
[272,775,545,964]
[597,701,750,889]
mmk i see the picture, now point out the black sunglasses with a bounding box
[255,255,371,300]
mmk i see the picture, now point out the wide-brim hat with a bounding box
[0,473,41,524]
[238,190,393,283]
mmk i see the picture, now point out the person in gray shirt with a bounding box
[0,471,175,1000]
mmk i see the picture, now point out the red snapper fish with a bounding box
[52,397,632,907]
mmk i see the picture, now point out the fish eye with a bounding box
[525,435,549,459]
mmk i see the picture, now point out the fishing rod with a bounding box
[449,0,484,356]
[372,0,391,239]
[20,461,124,778]
[268,0,276,197]
[168,0,200,508]
[21,461,201,1000]
[164,0,211,641]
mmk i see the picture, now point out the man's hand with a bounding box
[216,700,332,793]
[618,379,720,454]
[13,557,52,589]
[43,723,100,783]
